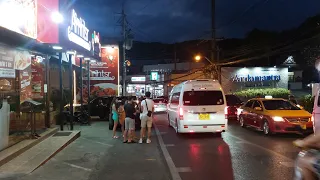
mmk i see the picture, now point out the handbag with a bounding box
[145,100,152,117]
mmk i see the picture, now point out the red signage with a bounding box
[84,46,119,97]
[37,0,59,43]
[31,57,44,99]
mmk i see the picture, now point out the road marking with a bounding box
[80,137,114,146]
[154,123,182,180]
[226,133,294,162]
[176,167,192,173]
[62,162,92,172]
[165,144,175,147]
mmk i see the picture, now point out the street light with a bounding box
[51,11,64,24]
[194,54,214,65]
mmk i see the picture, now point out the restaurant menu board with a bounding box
[0,0,37,39]
[31,57,44,99]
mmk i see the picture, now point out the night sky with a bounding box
[74,0,320,43]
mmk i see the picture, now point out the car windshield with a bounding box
[226,95,242,106]
[183,91,224,106]
[262,100,301,110]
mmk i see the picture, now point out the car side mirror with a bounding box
[254,107,262,111]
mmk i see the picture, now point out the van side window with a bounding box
[171,92,180,105]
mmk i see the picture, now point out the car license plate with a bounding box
[199,114,209,120]
[301,124,306,130]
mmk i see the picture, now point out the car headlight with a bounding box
[272,116,285,122]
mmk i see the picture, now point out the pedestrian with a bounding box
[112,98,120,139]
[123,96,136,143]
[139,92,154,144]
[118,99,126,137]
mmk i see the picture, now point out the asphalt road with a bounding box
[153,113,303,180]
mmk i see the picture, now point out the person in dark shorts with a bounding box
[123,96,136,143]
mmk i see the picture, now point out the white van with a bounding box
[167,79,227,134]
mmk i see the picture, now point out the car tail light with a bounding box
[179,107,184,120]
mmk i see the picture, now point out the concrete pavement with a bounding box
[3,122,170,180]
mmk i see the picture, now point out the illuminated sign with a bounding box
[131,77,146,82]
[0,0,37,39]
[150,72,158,81]
[232,74,281,82]
[67,9,91,51]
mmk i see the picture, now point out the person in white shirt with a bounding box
[139,92,154,144]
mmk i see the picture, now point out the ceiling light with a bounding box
[52,46,63,50]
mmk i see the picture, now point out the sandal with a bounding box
[113,136,119,139]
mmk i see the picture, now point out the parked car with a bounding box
[238,96,313,135]
[153,98,167,112]
[225,94,243,120]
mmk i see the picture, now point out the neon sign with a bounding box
[67,9,91,51]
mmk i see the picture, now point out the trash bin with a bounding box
[0,99,10,151]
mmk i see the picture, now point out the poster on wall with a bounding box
[0,0,37,39]
[31,56,44,99]
[20,66,32,103]
[80,46,119,101]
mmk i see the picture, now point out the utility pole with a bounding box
[211,0,218,81]
[121,7,127,96]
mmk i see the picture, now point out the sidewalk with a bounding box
[7,122,170,180]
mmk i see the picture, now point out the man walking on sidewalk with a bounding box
[123,96,136,143]
[139,92,154,144]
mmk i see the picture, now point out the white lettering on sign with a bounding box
[67,9,91,51]
[131,77,146,82]
[90,70,115,80]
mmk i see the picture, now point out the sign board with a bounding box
[131,77,145,82]
[0,68,15,78]
[67,9,91,51]
[150,72,158,81]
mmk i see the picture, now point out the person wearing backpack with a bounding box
[139,92,154,144]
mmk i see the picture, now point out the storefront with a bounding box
[0,0,103,150]
[221,67,289,93]
[124,74,164,97]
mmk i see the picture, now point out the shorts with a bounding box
[140,114,153,128]
[125,117,135,130]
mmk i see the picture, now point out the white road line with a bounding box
[226,133,294,162]
[62,162,92,172]
[176,167,192,173]
[80,137,114,146]
[154,123,182,180]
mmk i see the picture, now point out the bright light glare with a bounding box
[195,55,201,61]
[52,46,63,50]
[51,12,64,23]
[273,116,284,122]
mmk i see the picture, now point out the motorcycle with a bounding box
[293,141,320,180]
